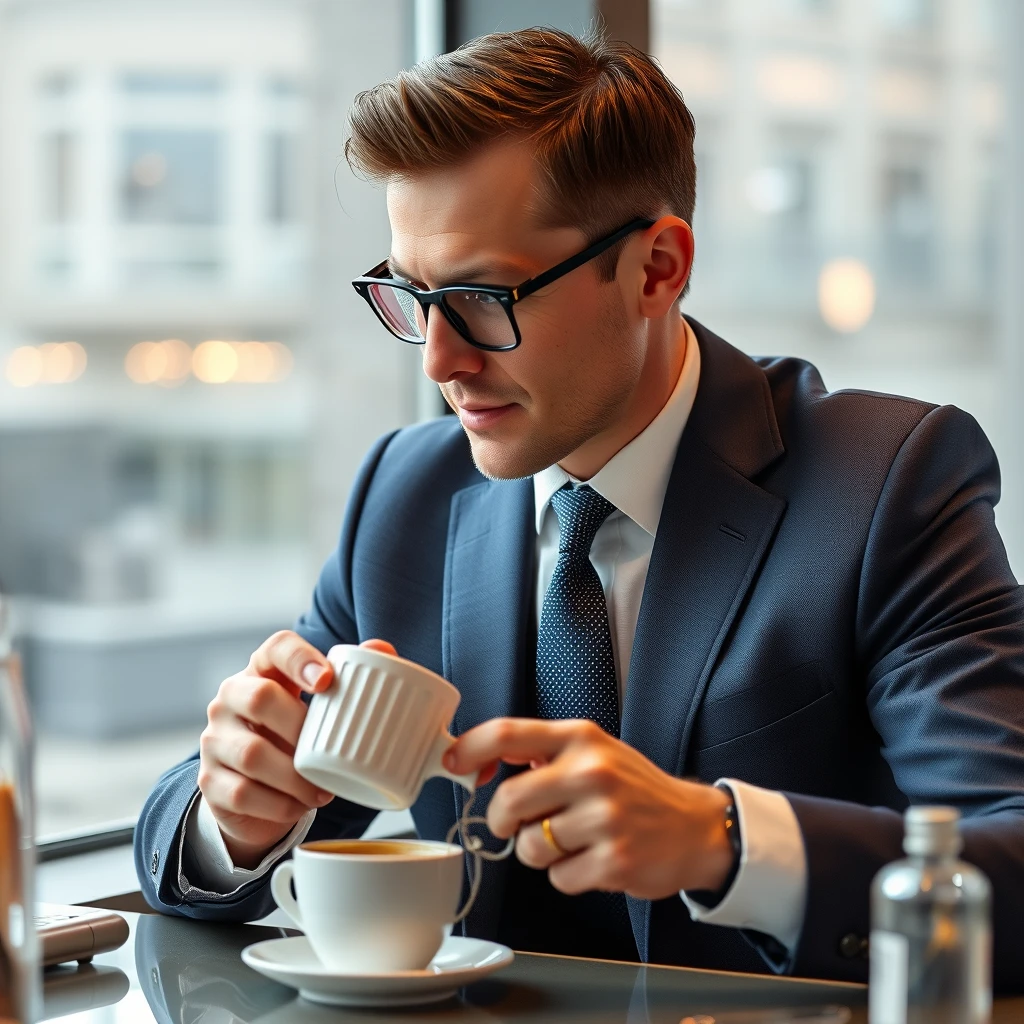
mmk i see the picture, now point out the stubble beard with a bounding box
[461,378,632,481]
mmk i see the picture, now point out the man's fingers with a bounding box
[215,674,310,749]
[486,762,570,837]
[360,638,398,656]
[445,718,586,775]
[476,759,501,788]
[203,724,332,809]
[249,631,333,693]
[515,816,571,870]
[547,844,619,896]
[201,767,314,826]
[513,798,614,868]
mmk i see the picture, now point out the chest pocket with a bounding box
[690,658,830,751]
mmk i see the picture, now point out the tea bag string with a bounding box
[446,789,516,925]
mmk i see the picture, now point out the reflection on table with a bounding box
[38,908,1024,1023]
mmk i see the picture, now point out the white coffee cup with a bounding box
[271,839,464,973]
[294,645,476,810]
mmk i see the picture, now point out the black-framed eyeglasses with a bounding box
[351,217,655,352]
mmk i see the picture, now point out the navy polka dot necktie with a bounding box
[534,484,634,943]
[536,484,620,737]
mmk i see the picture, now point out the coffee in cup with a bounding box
[271,838,465,973]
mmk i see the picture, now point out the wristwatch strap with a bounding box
[685,782,742,909]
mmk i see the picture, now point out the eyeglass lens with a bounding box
[368,283,515,350]
[369,283,426,340]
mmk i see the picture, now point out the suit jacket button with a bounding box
[839,932,864,959]
[151,850,160,875]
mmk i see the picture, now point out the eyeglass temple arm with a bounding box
[513,218,655,301]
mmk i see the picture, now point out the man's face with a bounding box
[386,141,649,480]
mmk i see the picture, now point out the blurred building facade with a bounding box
[653,0,1020,569]
[0,0,415,826]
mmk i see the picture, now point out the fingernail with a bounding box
[316,790,334,805]
[302,663,325,688]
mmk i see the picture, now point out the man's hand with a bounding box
[443,718,735,900]
[198,632,396,869]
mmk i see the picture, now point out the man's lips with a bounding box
[456,402,517,430]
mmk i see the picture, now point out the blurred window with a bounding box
[41,133,76,224]
[267,132,299,223]
[0,2,405,839]
[120,130,223,225]
[267,76,302,97]
[691,143,716,275]
[776,0,834,16]
[747,154,815,230]
[121,72,223,95]
[877,0,934,34]
[977,151,998,287]
[977,0,999,45]
[39,73,77,97]
[880,140,936,285]
[181,446,219,539]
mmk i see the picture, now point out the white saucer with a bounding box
[240,934,514,1007]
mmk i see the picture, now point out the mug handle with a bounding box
[270,862,304,930]
[424,730,477,793]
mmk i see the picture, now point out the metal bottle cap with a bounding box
[903,805,963,857]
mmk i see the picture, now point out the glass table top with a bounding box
[38,911,1024,1023]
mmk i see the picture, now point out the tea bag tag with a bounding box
[446,789,516,925]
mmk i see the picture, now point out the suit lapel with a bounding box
[443,475,534,938]
[621,322,788,960]
[621,447,787,776]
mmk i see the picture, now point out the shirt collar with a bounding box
[533,317,702,537]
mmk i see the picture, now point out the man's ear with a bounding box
[634,217,694,318]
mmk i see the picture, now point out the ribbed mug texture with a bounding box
[299,658,458,808]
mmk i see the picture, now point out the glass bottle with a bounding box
[870,806,991,1024]
[0,598,40,1024]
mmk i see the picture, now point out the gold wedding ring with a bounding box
[541,817,567,857]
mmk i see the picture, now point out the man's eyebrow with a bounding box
[386,256,532,287]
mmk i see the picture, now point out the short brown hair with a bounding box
[346,26,696,291]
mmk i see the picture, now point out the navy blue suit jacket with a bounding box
[135,320,1024,987]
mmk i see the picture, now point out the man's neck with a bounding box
[558,316,688,481]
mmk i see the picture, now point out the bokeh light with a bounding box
[6,346,44,387]
[41,342,87,383]
[124,338,292,384]
[125,339,195,385]
[156,339,192,386]
[818,258,876,333]
[193,340,239,383]
[63,342,88,381]
[6,342,87,386]
[267,342,293,382]
[125,341,167,384]
[235,341,275,382]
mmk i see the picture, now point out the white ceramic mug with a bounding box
[271,839,464,972]
[294,645,476,810]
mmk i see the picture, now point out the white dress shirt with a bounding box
[182,319,807,959]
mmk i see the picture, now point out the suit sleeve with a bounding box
[785,405,1024,990]
[134,430,399,918]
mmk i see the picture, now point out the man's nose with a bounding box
[421,305,486,384]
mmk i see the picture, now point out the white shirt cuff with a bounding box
[182,794,315,895]
[679,778,807,956]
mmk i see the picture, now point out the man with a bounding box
[135,28,1024,986]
